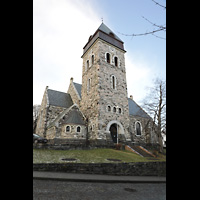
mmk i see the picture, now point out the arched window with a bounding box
[106,53,110,63]
[118,108,122,114]
[113,107,116,112]
[66,125,71,132]
[91,55,94,65]
[111,75,116,90]
[114,56,118,67]
[87,60,89,68]
[136,122,142,136]
[87,78,91,92]
[108,106,111,112]
[77,126,81,133]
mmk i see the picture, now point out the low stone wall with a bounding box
[33,162,166,176]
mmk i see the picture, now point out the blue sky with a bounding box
[33,0,166,105]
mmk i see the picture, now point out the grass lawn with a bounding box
[33,148,166,163]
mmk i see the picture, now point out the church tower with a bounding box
[80,23,131,145]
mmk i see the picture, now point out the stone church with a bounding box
[35,23,159,147]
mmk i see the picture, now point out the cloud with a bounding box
[125,52,155,104]
[33,0,102,104]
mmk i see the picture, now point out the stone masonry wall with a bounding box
[33,162,166,176]
[81,39,131,143]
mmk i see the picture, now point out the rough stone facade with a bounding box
[35,23,159,147]
[80,39,130,144]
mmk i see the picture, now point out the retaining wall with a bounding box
[33,162,166,176]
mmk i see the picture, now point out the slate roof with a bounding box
[63,109,85,125]
[128,98,150,119]
[82,23,125,57]
[73,82,82,98]
[47,89,73,108]
[98,23,123,42]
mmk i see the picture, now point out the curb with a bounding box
[33,172,166,183]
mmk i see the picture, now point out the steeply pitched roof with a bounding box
[47,105,86,128]
[128,98,151,119]
[63,109,85,125]
[97,23,123,42]
[82,23,125,57]
[73,82,82,98]
[47,89,73,108]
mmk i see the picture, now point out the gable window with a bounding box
[66,125,71,132]
[91,55,94,65]
[106,53,110,63]
[136,122,142,136]
[114,56,118,67]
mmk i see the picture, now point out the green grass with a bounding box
[33,148,166,163]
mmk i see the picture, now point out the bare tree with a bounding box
[120,0,166,40]
[33,104,41,133]
[142,78,166,152]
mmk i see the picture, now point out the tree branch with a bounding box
[152,0,166,9]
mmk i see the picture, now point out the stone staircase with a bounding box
[125,145,156,158]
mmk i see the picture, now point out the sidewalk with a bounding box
[33,171,166,183]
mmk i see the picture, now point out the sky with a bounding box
[33,0,166,105]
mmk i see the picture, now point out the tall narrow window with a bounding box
[113,107,116,112]
[136,122,142,136]
[91,55,94,65]
[106,53,110,63]
[111,75,116,90]
[87,60,89,68]
[77,126,81,133]
[114,56,118,67]
[87,78,91,92]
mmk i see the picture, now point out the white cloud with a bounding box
[33,0,101,104]
[125,52,155,104]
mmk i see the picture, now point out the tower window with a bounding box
[111,75,116,90]
[108,106,111,111]
[91,55,94,65]
[114,56,118,67]
[106,53,110,63]
[119,108,121,114]
[87,78,91,92]
[87,60,89,68]
[113,107,116,112]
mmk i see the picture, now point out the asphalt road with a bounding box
[33,179,166,200]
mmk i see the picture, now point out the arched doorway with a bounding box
[110,124,118,143]
[106,120,125,143]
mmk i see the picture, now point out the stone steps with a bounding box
[126,145,155,157]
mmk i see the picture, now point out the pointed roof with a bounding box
[82,22,125,57]
[97,23,123,42]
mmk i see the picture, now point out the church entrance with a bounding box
[109,124,118,143]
